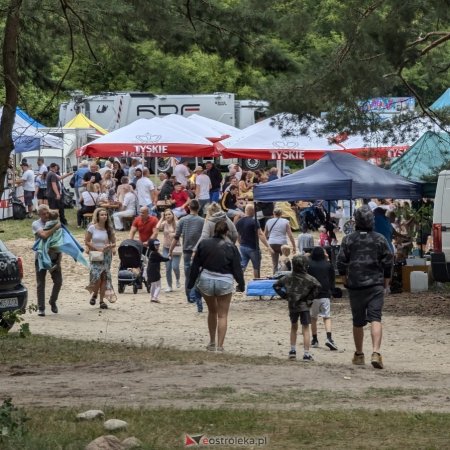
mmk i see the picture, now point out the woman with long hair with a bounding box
[85,207,116,309]
[156,208,181,292]
[112,160,125,189]
[188,221,245,352]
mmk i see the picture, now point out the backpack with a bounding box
[11,194,26,220]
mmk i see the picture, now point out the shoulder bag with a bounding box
[89,251,104,262]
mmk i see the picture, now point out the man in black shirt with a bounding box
[236,204,273,278]
[46,163,67,225]
[205,161,222,203]
[82,163,102,186]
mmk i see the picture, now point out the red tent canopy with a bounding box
[79,118,217,158]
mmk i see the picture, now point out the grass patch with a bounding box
[0,333,281,367]
[1,407,450,449]
[0,209,79,241]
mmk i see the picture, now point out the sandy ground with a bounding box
[3,234,450,412]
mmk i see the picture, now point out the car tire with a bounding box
[149,157,172,174]
[242,159,264,171]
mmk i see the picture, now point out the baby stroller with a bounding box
[117,239,149,294]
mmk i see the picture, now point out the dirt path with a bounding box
[4,236,450,412]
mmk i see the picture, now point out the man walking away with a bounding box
[169,199,204,312]
[337,205,393,369]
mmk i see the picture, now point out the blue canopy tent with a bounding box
[430,88,450,111]
[0,106,62,152]
[254,152,422,201]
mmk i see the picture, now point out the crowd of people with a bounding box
[26,157,422,369]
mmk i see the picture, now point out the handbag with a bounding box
[89,251,104,262]
[172,243,183,255]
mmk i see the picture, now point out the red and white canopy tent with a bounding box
[187,114,240,138]
[215,115,410,161]
[162,114,229,142]
[79,117,217,158]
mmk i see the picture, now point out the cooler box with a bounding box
[246,279,278,299]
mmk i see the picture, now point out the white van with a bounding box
[432,170,450,282]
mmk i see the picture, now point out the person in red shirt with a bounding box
[171,182,189,218]
[129,206,159,252]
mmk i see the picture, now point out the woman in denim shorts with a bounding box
[188,221,245,352]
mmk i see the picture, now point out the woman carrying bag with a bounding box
[85,207,116,309]
[188,221,245,352]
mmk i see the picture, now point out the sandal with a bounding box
[99,302,108,309]
[89,295,97,306]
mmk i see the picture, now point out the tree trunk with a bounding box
[0,0,22,206]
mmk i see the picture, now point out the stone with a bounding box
[122,436,143,449]
[85,435,124,450]
[104,419,128,431]
[77,410,105,421]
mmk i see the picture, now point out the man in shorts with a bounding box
[337,205,393,369]
[273,255,321,362]
[16,161,36,218]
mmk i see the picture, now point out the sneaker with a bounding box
[311,339,319,348]
[303,353,314,362]
[352,352,365,365]
[49,302,58,314]
[37,309,45,317]
[164,287,173,293]
[288,350,297,360]
[151,298,161,303]
[206,343,216,351]
[176,281,181,289]
[325,338,338,351]
[371,352,383,369]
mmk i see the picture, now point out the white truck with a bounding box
[432,170,450,282]
[58,91,269,171]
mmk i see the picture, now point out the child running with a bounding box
[307,247,338,350]
[273,255,321,361]
[147,239,170,303]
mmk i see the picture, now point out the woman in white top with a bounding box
[156,209,181,292]
[77,182,99,227]
[85,207,116,309]
[265,208,296,274]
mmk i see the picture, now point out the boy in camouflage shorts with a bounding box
[273,255,321,361]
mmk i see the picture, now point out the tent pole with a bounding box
[254,204,260,279]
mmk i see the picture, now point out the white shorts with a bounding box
[310,298,331,319]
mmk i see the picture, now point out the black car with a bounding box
[0,240,28,331]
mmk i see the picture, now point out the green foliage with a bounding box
[0,0,449,128]
[0,304,37,337]
[0,399,29,441]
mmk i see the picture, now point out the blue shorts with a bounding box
[239,245,261,271]
[197,273,234,297]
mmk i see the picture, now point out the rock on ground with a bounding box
[122,437,143,449]
[77,410,105,421]
[104,419,128,431]
[85,435,124,450]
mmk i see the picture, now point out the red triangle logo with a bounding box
[185,434,197,446]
